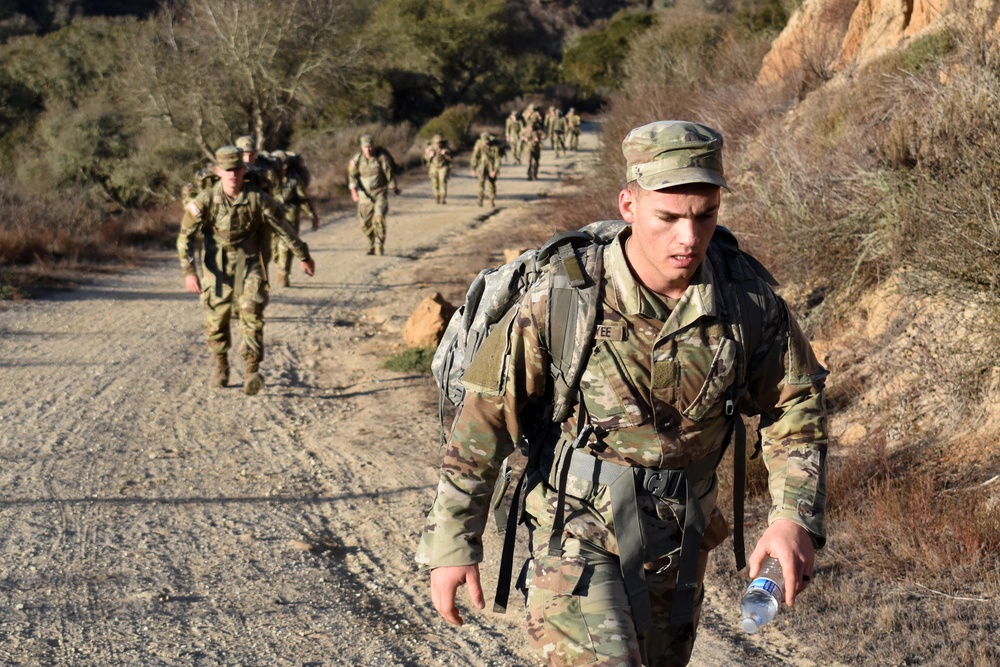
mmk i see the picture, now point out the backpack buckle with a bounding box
[641,469,684,500]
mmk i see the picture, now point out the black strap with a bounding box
[732,409,748,572]
[492,470,526,614]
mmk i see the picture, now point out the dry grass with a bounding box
[0,176,178,276]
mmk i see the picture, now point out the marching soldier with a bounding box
[177,146,315,395]
[424,134,453,205]
[270,150,320,287]
[470,132,503,207]
[348,135,399,255]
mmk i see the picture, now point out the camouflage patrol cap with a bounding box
[235,135,256,152]
[622,120,729,191]
[480,131,490,140]
[271,149,287,163]
[215,146,245,170]
[360,134,373,147]
[431,134,443,145]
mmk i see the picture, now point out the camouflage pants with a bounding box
[476,171,497,205]
[272,211,300,276]
[526,146,541,181]
[200,251,269,362]
[569,130,580,152]
[551,131,566,156]
[357,193,388,252]
[429,167,450,202]
[522,536,706,667]
[511,138,523,164]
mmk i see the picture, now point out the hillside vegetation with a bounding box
[2,1,999,664]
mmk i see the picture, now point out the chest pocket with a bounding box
[213,202,252,244]
[580,340,651,431]
[680,334,737,422]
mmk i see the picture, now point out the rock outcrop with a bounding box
[758,0,1000,87]
[403,292,455,349]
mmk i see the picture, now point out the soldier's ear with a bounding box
[619,187,639,223]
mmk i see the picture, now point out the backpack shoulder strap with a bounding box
[706,225,778,572]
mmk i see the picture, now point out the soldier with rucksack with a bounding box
[424,134,453,205]
[470,131,503,208]
[566,107,582,152]
[417,121,828,667]
[348,134,399,256]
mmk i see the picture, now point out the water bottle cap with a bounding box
[741,617,760,634]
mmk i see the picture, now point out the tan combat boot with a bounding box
[375,241,384,256]
[244,356,264,395]
[213,353,230,388]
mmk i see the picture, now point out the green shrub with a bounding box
[417,104,481,150]
[381,347,435,374]
[562,11,657,99]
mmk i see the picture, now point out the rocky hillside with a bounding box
[758,0,1000,85]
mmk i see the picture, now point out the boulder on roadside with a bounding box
[504,247,530,263]
[404,292,456,348]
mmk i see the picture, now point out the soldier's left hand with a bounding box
[301,259,315,277]
[489,171,497,179]
[748,519,815,607]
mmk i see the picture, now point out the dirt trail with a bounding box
[0,129,833,666]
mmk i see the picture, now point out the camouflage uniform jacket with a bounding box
[567,112,582,133]
[348,149,396,201]
[424,145,453,172]
[416,226,828,568]
[471,139,502,174]
[505,115,523,143]
[275,175,317,223]
[177,182,311,277]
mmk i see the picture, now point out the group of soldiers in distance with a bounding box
[177,107,582,394]
[421,104,583,209]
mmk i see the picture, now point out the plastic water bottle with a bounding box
[740,557,784,634]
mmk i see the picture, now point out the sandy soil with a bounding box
[0,128,836,666]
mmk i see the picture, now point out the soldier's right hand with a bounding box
[301,259,315,277]
[430,564,484,626]
[350,189,360,203]
[184,274,202,294]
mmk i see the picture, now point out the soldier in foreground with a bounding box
[270,150,320,287]
[178,146,315,395]
[417,121,827,666]
[423,134,453,205]
[470,131,503,207]
[348,134,399,255]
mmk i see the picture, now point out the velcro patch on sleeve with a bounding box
[186,201,201,217]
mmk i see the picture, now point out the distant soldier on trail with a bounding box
[348,135,399,256]
[505,110,524,165]
[521,122,544,181]
[270,150,320,288]
[522,104,542,135]
[424,134,453,205]
[236,135,280,196]
[546,107,567,157]
[470,131,503,207]
[177,146,315,395]
[566,107,582,152]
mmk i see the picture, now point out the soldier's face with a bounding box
[618,183,720,298]
[216,165,246,197]
[362,145,374,158]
